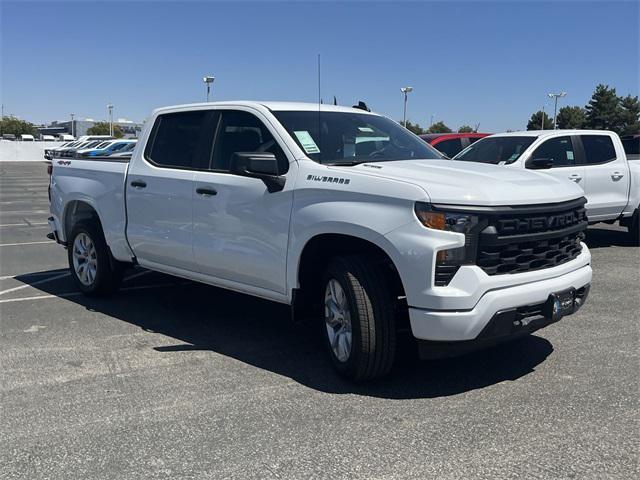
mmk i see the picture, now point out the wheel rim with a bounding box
[72,232,97,286]
[324,279,352,363]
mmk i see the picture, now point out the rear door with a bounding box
[576,133,630,220]
[526,135,586,189]
[126,109,213,271]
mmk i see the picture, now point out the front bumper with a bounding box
[408,262,592,342]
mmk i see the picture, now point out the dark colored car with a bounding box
[419,133,491,158]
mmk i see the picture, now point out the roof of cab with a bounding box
[152,101,375,116]
[490,129,615,138]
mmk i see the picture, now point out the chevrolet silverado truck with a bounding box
[453,130,640,244]
[48,102,592,380]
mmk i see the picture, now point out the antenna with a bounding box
[317,54,322,162]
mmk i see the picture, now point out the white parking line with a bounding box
[0,282,189,304]
[0,240,54,247]
[0,270,68,280]
[0,222,49,227]
[0,272,70,296]
[0,210,49,215]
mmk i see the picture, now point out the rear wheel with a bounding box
[321,255,396,381]
[68,222,123,296]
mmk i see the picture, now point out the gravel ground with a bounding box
[0,161,638,479]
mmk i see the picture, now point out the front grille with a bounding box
[434,264,460,287]
[475,198,587,276]
[477,231,584,275]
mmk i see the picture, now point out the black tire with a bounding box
[67,221,123,296]
[321,255,396,381]
[628,209,639,246]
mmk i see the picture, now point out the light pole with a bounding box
[548,92,567,130]
[430,114,434,127]
[203,76,215,102]
[400,86,413,128]
[70,113,75,138]
[540,106,545,130]
[107,104,114,137]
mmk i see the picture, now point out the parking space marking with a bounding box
[0,240,54,247]
[0,281,190,304]
[0,222,49,227]
[0,272,70,296]
[0,269,68,280]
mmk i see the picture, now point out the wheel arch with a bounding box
[291,230,407,321]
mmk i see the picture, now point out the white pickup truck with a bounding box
[48,101,592,380]
[453,130,640,243]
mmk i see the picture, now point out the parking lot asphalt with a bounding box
[0,161,638,479]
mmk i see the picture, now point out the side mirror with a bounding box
[526,157,553,170]
[230,152,286,193]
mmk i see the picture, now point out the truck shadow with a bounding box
[21,269,553,400]
[584,225,636,249]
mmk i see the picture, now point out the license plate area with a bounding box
[544,288,576,321]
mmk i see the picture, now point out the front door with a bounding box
[192,109,294,294]
[526,135,586,194]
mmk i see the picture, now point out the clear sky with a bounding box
[1,0,638,131]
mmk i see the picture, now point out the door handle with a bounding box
[569,174,582,182]
[130,180,147,188]
[611,172,624,180]
[196,187,218,196]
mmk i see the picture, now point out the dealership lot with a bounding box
[0,161,638,479]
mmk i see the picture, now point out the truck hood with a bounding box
[353,159,584,206]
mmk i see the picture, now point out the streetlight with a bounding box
[548,91,567,130]
[400,86,413,128]
[70,113,75,138]
[203,76,215,102]
[107,104,114,137]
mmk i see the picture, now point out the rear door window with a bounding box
[145,110,211,169]
[580,135,617,164]
[531,136,575,167]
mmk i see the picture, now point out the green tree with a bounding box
[526,110,553,130]
[585,84,621,132]
[556,106,586,129]
[0,115,37,136]
[619,95,640,135]
[86,122,124,138]
[398,120,426,135]
[427,121,452,133]
[458,125,474,133]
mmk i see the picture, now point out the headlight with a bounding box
[415,202,484,285]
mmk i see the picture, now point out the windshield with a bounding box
[454,136,536,164]
[273,111,443,165]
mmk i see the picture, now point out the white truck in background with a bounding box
[48,101,592,380]
[453,130,640,243]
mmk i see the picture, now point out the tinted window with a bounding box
[433,138,464,158]
[621,137,639,155]
[273,111,442,165]
[531,136,575,167]
[212,110,288,173]
[453,136,536,164]
[146,111,209,169]
[581,135,616,164]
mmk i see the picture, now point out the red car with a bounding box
[419,133,491,158]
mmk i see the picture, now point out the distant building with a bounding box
[37,118,144,139]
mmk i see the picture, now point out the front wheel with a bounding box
[321,255,396,381]
[68,222,123,296]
